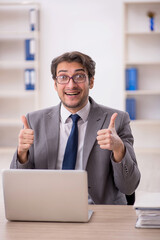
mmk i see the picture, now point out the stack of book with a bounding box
[134,192,160,228]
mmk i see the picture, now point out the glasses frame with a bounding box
[56,73,87,85]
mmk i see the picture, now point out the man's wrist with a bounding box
[17,150,28,164]
[113,143,125,163]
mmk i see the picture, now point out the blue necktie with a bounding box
[62,114,80,170]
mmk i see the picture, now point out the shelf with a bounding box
[130,120,160,125]
[125,90,160,96]
[0,118,21,126]
[126,32,160,36]
[125,61,160,66]
[0,61,38,69]
[0,90,37,98]
[0,147,16,155]
[0,31,39,40]
[125,2,160,5]
[135,148,160,155]
[0,2,40,150]
[0,2,40,7]
[124,1,160,193]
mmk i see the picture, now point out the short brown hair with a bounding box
[51,51,96,80]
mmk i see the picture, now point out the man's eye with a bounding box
[59,75,68,80]
[75,74,85,79]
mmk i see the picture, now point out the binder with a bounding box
[29,8,37,31]
[24,69,35,90]
[126,68,138,90]
[30,69,35,89]
[24,69,30,90]
[126,98,136,120]
[25,39,35,61]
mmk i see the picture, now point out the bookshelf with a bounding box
[0,2,40,153]
[123,1,160,191]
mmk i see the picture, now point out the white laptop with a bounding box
[2,169,93,222]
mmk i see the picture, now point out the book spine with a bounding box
[126,98,136,120]
[25,39,35,61]
[126,68,138,90]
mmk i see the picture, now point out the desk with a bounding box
[0,204,160,240]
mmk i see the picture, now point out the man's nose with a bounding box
[67,78,77,87]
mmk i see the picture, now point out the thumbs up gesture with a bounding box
[97,113,125,162]
[17,115,34,164]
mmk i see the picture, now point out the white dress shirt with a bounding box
[56,101,90,170]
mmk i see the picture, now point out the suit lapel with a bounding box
[44,104,60,169]
[83,98,108,169]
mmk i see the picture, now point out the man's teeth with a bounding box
[66,93,78,95]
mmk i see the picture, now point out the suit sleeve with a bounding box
[111,112,141,195]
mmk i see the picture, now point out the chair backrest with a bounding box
[126,192,135,205]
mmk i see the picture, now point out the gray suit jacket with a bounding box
[11,97,140,205]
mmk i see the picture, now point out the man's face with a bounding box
[54,61,94,113]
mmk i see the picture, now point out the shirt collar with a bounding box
[60,101,90,123]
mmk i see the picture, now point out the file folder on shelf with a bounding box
[25,39,35,61]
[24,69,35,90]
[125,68,138,90]
[29,8,37,31]
[126,98,136,120]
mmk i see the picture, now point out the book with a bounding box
[134,192,160,228]
[24,69,35,90]
[126,68,138,90]
[126,98,136,120]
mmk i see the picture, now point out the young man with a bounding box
[11,51,140,205]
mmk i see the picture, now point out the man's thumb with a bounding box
[21,115,30,129]
[108,113,118,129]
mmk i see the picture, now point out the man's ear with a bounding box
[89,77,94,89]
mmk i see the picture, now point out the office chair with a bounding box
[125,192,135,205]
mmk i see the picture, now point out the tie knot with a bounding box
[70,114,80,123]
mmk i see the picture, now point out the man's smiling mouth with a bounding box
[65,92,80,96]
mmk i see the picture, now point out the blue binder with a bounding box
[126,68,138,90]
[126,98,136,120]
[25,39,35,61]
[24,69,35,90]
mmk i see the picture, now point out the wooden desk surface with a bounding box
[0,204,160,240]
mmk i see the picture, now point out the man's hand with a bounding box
[17,116,34,164]
[97,113,125,162]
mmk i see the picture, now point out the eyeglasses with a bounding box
[56,73,87,84]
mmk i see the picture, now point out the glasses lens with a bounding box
[56,75,69,84]
[73,74,86,83]
[56,74,86,84]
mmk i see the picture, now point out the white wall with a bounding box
[38,0,124,110]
